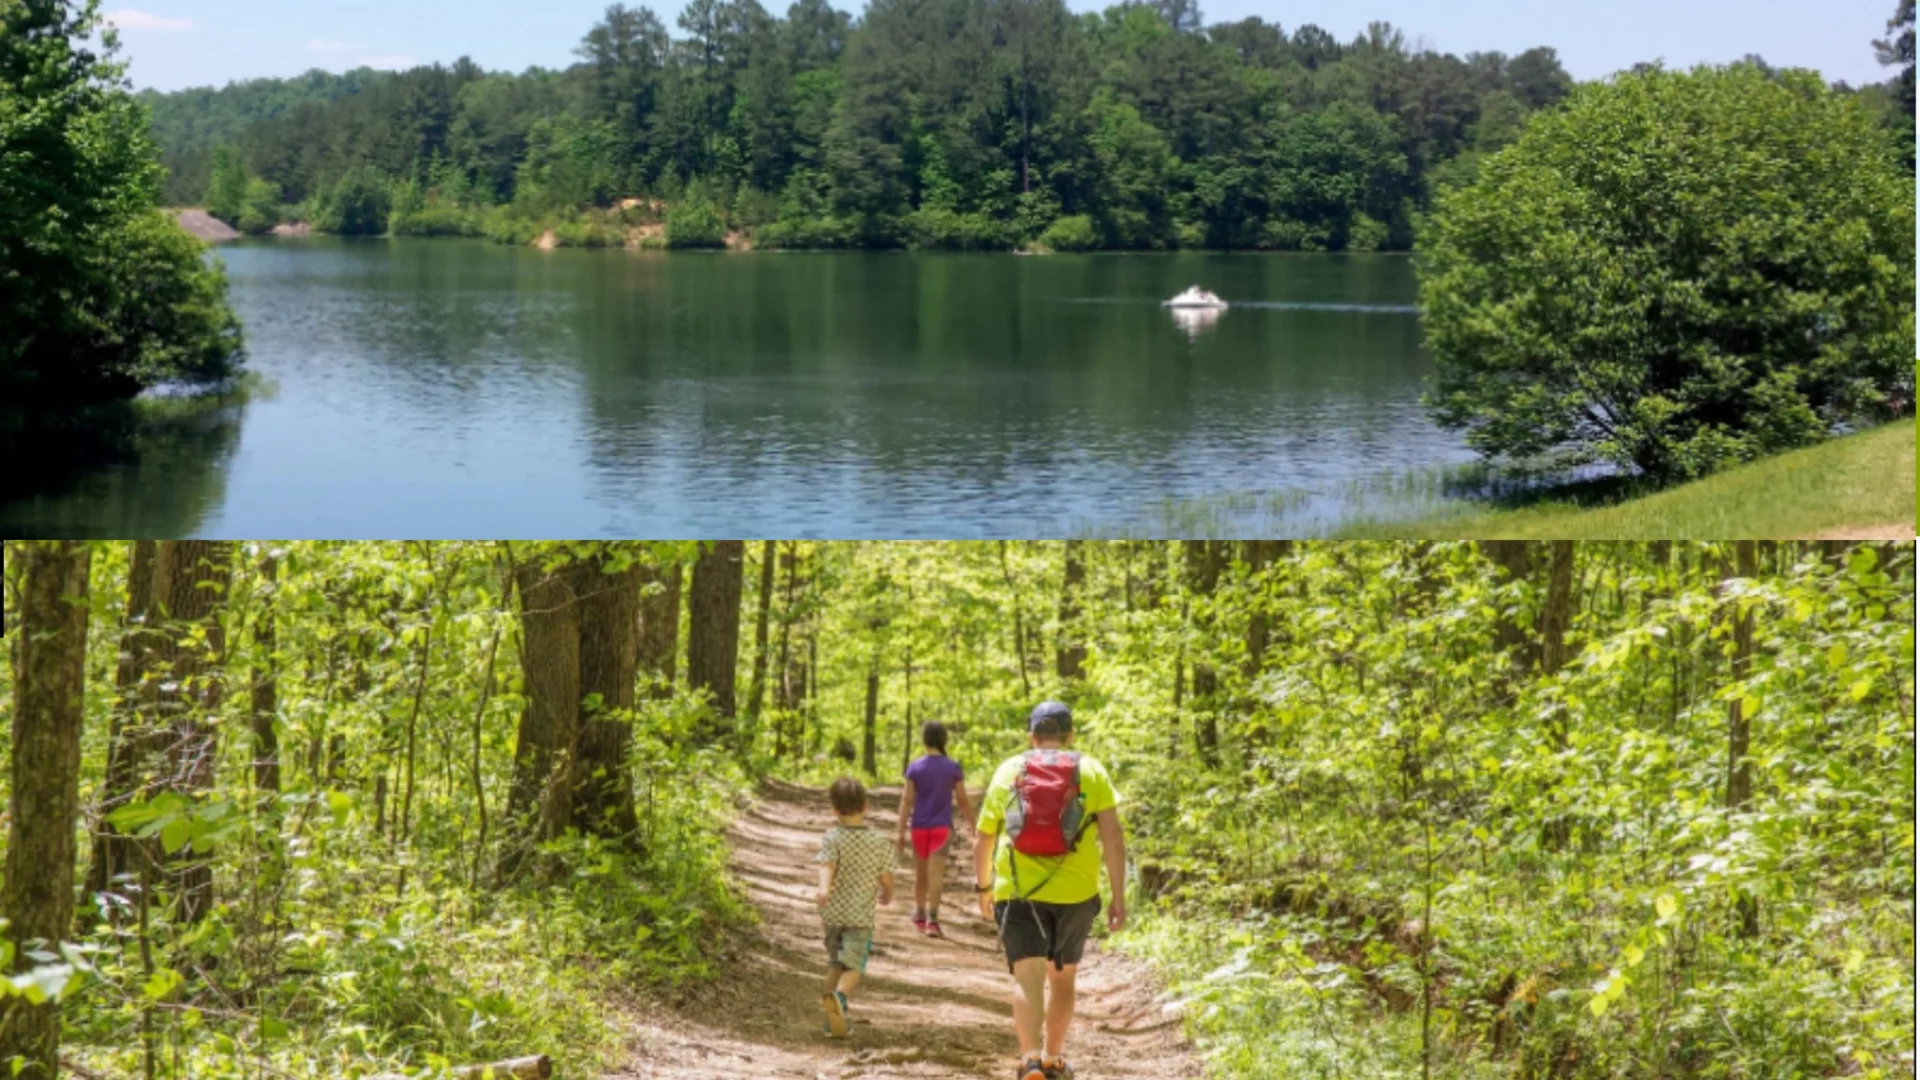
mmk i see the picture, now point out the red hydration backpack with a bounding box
[1004,749,1088,858]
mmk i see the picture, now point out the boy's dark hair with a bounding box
[921,720,948,752]
[828,776,867,816]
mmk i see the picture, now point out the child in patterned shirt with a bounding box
[815,776,896,1038]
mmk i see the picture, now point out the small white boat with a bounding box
[1164,285,1228,309]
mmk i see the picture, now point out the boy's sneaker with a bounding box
[822,991,850,1038]
[1043,1058,1075,1080]
[1017,1058,1048,1080]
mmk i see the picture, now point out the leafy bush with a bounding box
[1421,64,1917,481]
[312,166,393,235]
[903,207,1013,250]
[665,199,726,248]
[1038,214,1097,252]
[753,215,862,250]
[1344,212,1387,252]
[390,203,485,237]
[235,178,281,234]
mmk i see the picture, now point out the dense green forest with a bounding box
[142,0,1917,250]
[2,540,1912,1079]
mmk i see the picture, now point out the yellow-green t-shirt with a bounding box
[977,751,1119,904]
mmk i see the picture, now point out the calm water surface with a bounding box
[4,239,1474,537]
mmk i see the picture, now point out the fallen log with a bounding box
[368,1055,551,1080]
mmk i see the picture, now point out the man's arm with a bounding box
[1096,808,1128,932]
[895,778,917,857]
[973,820,997,919]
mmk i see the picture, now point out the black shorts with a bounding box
[992,896,1101,971]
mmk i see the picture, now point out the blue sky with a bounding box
[105,0,1904,93]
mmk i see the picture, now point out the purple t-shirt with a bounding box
[905,754,965,830]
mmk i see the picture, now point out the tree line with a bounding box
[2,539,1912,1079]
[147,0,1918,251]
[156,0,1592,249]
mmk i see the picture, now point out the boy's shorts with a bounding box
[910,826,952,860]
[992,895,1101,971]
[823,925,873,973]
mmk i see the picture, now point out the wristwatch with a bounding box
[973,882,994,893]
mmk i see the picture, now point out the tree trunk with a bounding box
[574,553,642,842]
[153,541,233,923]
[1,542,91,1080]
[1725,541,1757,811]
[250,551,280,793]
[85,540,161,909]
[507,562,583,855]
[1724,540,1760,935]
[1056,540,1087,680]
[1241,540,1288,678]
[862,663,880,776]
[999,541,1032,697]
[1182,540,1225,763]
[773,543,799,756]
[636,557,682,700]
[1537,541,1576,850]
[1480,541,1536,673]
[746,539,776,726]
[686,540,745,741]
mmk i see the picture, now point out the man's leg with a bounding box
[1010,956,1049,1058]
[1043,964,1078,1058]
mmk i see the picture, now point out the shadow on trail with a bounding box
[604,779,1198,1079]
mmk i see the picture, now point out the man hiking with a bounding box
[973,701,1128,1080]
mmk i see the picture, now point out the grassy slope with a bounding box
[1339,421,1916,539]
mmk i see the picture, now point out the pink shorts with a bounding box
[910,826,952,860]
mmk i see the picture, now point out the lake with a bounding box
[1,240,1478,538]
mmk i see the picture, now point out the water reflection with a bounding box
[0,242,1463,537]
[1168,305,1225,339]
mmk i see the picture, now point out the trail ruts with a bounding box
[606,779,1199,1079]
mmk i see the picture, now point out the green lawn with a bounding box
[1337,422,1916,539]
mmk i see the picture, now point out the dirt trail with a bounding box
[606,779,1200,1080]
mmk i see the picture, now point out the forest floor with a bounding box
[603,779,1200,1080]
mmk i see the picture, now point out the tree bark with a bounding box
[862,663,881,776]
[746,539,776,725]
[1,542,91,1080]
[1725,541,1757,811]
[85,540,161,909]
[1056,540,1087,680]
[1479,541,1535,672]
[686,540,745,741]
[573,553,642,842]
[152,541,233,924]
[1241,540,1288,678]
[508,561,583,854]
[636,557,682,700]
[250,551,280,794]
[1182,540,1226,763]
[1538,542,1575,687]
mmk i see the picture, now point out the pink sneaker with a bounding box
[923,919,945,939]
[911,911,927,932]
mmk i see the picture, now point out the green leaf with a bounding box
[159,817,190,855]
[1655,894,1679,920]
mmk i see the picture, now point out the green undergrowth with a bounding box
[54,762,747,1080]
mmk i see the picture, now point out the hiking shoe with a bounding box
[822,991,850,1038]
[1017,1058,1048,1080]
[923,919,945,938]
[1043,1058,1075,1080]
[911,911,928,932]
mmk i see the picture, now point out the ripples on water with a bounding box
[1,242,1477,537]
